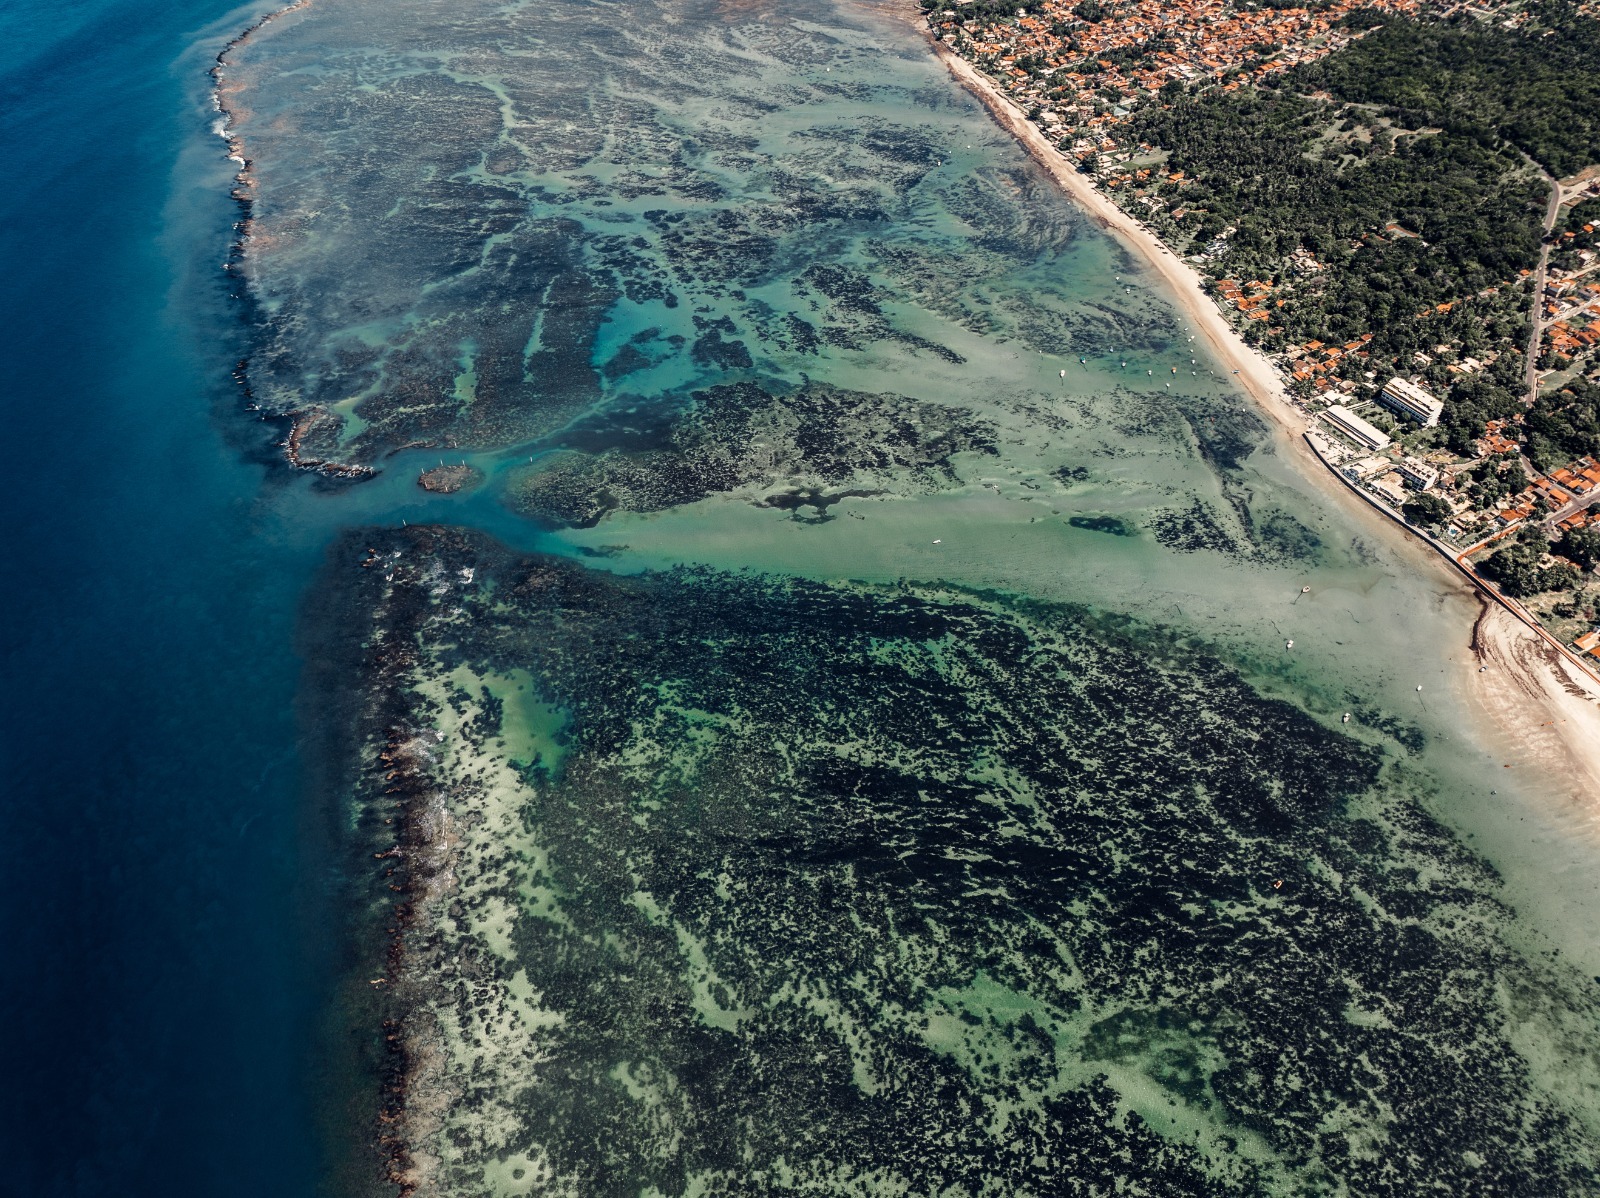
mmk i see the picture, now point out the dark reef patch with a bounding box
[506,381,996,527]
[1253,508,1324,561]
[1069,514,1137,537]
[1149,500,1242,555]
[328,524,1600,1197]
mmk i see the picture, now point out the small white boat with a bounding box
[1301,585,1311,594]
[1285,639,1294,649]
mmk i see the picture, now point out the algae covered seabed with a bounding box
[233,0,1600,1191]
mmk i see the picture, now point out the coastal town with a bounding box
[927,0,1600,678]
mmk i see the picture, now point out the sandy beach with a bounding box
[1472,603,1600,828]
[927,46,1298,425]
[920,29,1600,833]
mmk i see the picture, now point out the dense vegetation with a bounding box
[1294,6,1600,178]
[1131,89,1542,334]
[1114,5,1600,443]
[1524,377,1600,469]
[1559,522,1600,569]
[1439,375,1528,456]
[1128,83,1539,441]
[1479,525,1582,595]
[1401,490,1452,527]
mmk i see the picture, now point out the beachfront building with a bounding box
[1321,404,1391,451]
[1344,455,1391,479]
[1395,456,1439,491]
[1369,474,1409,507]
[1378,377,1443,427]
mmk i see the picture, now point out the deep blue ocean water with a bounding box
[0,3,329,1193]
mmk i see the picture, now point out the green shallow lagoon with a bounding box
[326,529,1600,1196]
[230,0,1600,1191]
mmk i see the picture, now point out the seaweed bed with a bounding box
[323,524,1600,1197]
[221,0,1177,472]
[507,381,997,527]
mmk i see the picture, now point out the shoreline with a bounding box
[919,25,1600,835]
[328,528,471,1198]
[924,43,1300,434]
[1472,602,1600,829]
[211,0,377,483]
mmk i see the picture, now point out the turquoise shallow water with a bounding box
[225,0,1600,1192]
[227,0,1600,959]
[4,0,1599,1192]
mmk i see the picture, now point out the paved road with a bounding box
[1539,479,1599,529]
[1304,432,1600,683]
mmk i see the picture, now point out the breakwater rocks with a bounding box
[322,524,1600,1197]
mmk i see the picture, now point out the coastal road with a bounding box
[1305,431,1600,684]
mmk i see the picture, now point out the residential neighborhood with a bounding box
[931,0,1427,164]
[930,0,1600,675]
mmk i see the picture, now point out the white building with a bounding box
[1379,377,1443,427]
[1322,404,1392,451]
[1395,456,1439,491]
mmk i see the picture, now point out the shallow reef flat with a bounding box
[329,525,1600,1197]
[225,0,1198,478]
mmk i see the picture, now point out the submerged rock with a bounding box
[417,464,483,495]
